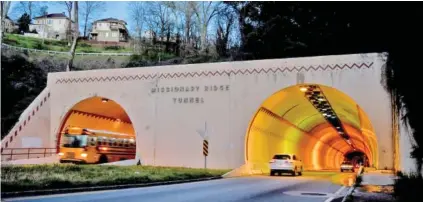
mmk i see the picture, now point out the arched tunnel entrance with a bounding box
[245,84,378,172]
[57,96,136,164]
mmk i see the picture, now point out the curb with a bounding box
[340,166,364,202]
[1,176,222,198]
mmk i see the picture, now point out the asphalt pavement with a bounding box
[4,173,348,202]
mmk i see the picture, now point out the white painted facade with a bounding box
[0,53,417,174]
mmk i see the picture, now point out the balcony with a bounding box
[110,24,127,31]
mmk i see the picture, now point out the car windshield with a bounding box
[342,161,352,164]
[62,134,88,148]
[273,155,291,160]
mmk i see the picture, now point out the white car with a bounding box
[269,154,303,176]
[340,161,355,172]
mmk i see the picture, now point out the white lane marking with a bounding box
[335,186,346,195]
[323,186,346,202]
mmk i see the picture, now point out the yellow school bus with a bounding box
[59,126,136,164]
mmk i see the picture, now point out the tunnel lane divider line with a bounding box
[1,176,223,199]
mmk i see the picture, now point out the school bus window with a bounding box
[90,137,97,146]
[129,139,135,147]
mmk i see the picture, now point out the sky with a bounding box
[8,1,240,46]
[9,1,133,32]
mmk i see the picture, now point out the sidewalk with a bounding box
[361,172,395,186]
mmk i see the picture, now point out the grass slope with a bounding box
[1,164,230,193]
[3,34,132,53]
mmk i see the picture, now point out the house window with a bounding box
[105,32,109,37]
[112,32,117,37]
[48,20,52,24]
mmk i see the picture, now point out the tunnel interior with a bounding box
[246,84,378,171]
[345,150,369,166]
[57,96,136,163]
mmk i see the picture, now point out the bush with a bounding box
[393,171,423,202]
[78,43,92,48]
[34,42,47,50]
[104,46,123,50]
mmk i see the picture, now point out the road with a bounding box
[4,172,351,202]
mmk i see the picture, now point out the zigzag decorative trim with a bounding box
[55,62,374,84]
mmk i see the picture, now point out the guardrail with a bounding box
[1,148,57,161]
[1,43,133,56]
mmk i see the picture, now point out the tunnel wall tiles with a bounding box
[45,53,396,170]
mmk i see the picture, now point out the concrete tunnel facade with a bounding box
[2,53,404,173]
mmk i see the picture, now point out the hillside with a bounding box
[3,34,133,53]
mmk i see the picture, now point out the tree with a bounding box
[224,1,250,52]
[36,5,48,16]
[145,2,172,44]
[215,5,234,57]
[80,1,105,38]
[1,1,12,42]
[12,1,40,19]
[172,2,196,45]
[193,1,221,53]
[57,1,73,45]
[66,1,78,71]
[128,1,146,54]
[17,13,31,33]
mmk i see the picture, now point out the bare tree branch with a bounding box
[193,1,221,53]
[80,1,106,37]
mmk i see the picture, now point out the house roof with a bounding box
[5,16,15,23]
[93,18,127,25]
[33,13,69,19]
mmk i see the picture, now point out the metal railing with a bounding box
[1,148,57,161]
[1,43,133,56]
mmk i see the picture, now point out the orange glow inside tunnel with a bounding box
[56,96,136,151]
[245,84,378,172]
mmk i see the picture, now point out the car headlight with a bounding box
[81,153,88,158]
[58,152,64,156]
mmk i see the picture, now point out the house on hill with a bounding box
[89,18,129,43]
[29,13,73,40]
[4,16,18,33]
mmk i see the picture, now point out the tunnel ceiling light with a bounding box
[302,84,354,150]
